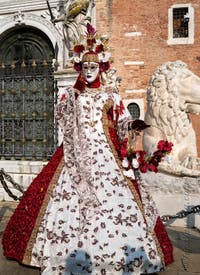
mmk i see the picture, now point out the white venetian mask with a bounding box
[82,62,99,83]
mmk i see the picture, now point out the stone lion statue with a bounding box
[143,61,200,177]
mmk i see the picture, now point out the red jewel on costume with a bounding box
[61,93,67,101]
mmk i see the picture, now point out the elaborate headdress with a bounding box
[73,23,111,73]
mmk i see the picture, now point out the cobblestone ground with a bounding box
[0,201,200,275]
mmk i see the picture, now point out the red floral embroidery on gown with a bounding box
[2,85,173,275]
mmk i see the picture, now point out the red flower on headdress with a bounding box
[99,61,110,72]
[74,44,85,54]
[86,23,96,36]
[95,44,104,53]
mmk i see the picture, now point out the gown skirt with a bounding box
[2,89,173,275]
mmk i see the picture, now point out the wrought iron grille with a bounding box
[0,28,57,160]
[173,7,189,38]
[127,103,140,120]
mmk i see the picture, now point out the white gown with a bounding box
[29,86,167,274]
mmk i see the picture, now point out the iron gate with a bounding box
[0,27,57,160]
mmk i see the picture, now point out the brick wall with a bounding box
[96,0,200,155]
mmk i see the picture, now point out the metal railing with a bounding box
[0,168,23,201]
[161,205,200,222]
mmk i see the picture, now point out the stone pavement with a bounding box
[0,201,200,275]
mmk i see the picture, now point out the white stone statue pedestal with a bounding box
[141,172,200,230]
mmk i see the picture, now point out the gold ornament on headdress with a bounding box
[82,52,99,63]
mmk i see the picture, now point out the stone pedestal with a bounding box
[0,160,47,201]
[141,172,200,229]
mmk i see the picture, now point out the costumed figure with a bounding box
[2,24,173,275]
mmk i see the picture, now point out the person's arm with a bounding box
[113,93,132,142]
[54,86,74,128]
[54,95,67,124]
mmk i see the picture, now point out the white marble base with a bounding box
[141,172,200,229]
